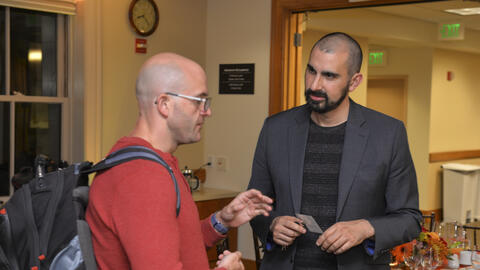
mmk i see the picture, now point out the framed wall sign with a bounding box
[219,63,254,94]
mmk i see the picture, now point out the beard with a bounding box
[305,82,349,114]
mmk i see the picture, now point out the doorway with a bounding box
[367,77,408,125]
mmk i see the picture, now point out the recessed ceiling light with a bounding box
[445,7,480,16]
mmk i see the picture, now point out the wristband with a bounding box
[211,212,229,234]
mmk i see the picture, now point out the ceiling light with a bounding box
[444,7,480,16]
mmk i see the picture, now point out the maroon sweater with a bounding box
[86,137,225,270]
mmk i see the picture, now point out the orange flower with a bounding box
[391,229,451,265]
[391,241,414,263]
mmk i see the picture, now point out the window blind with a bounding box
[0,0,75,15]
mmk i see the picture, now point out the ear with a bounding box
[154,94,170,118]
[348,73,363,92]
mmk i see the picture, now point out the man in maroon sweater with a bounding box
[86,53,273,270]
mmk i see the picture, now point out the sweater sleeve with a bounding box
[202,214,228,270]
[201,214,227,248]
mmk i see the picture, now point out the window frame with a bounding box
[0,6,71,201]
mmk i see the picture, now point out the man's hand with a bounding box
[316,219,374,255]
[270,216,306,247]
[216,250,244,270]
[216,189,273,228]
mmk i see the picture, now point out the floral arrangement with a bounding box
[417,230,451,260]
[391,228,451,265]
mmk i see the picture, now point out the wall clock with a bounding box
[128,0,159,36]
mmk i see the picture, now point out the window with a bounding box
[0,6,69,200]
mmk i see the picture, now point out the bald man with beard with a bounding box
[86,53,273,270]
[248,32,421,270]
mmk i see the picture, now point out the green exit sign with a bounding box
[438,23,464,40]
[369,51,386,66]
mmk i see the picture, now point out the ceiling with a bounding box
[305,0,480,53]
[369,0,480,31]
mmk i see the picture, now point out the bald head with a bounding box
[311,32,363,76]
[135,53,204,112]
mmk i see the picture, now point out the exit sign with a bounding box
[369,51,386,66]
[438,23,464,40]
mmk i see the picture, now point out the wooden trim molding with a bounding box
[269,0,429,115]
[429,150,480,162]
[76,0,103,162]
[0,0,76,15]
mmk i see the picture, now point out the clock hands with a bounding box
[136,14,150,25]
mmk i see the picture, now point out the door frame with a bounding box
[269,0,431,115]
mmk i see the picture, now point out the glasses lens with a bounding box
[204,98,211,112]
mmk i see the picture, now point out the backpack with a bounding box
[0,146,180,270]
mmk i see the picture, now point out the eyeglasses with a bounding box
[155,92,212,112]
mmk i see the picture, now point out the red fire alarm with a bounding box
[447,71,454,81]
[135,38,147,54]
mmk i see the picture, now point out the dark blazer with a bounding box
[248,99,422,270]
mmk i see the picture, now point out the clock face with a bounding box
[129,0,159,36]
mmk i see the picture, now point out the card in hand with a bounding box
[295,213,323,234]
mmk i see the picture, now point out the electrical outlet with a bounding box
[206,156,214,168]
[215,156,227,172]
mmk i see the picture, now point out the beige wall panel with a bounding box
[205,0,271,260]
[429,49,480,152]
[427,49,480,211]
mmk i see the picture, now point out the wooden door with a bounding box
[367,77,407,124]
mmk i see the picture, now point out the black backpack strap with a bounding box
[37,171,65,265]
[83,146,181,217]
[0,208,19,270]
[19,185,40,269]
[0,245,10,269]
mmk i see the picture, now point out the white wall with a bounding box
[205,0,271,260]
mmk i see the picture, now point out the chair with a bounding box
[253,232,265,269]
[462,225,480,250]
[422,212,436,232]
[215,238,229,256]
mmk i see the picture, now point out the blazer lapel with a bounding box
[289,106,310,214]
[336,100,369,220]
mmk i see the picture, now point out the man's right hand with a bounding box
[216,250,244,270]
[270,216,306,246]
